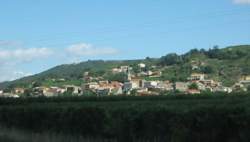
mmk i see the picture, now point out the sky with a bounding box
[0,0,250,82]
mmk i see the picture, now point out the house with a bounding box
[84,72,89,77]
[112,66,132,74]
[64,85,82,94]
[33,86,63,96]
[0,93,19,98]
[120,66,132,73]
[175,82,189,92]
[58,78,65,82]
[241,75,250,81]
[201,80,215,87]
[155,81,173,91]
[110,81,123,88]
[112,68,122,73]
[99,81,123,89]
[143,81,158,89]
[123,82,133,93]
[111,87,123,95]
[96,88,110,96]
[240,75,250,85]
[33,87,47,96]
[136,88,148,93]
[149,71,162,78]
[14,88,25,94]
[85,82,99,90]
[147,71,153,76]
[57,88,66,94]
[138,63,146,68]
[91,76,103,82]
[188,73,205,81]
[233,83,246,91]
[84,76,93,82]
[151,65,157,68]
[130,78,141,88]
[99,80,109,84]
[43,87,59,97]
[214,86,232,93]
[196,82,206,91]
[97,81,123,95]
[0,90,3,94]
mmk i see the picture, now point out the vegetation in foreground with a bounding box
[1,94,250,142]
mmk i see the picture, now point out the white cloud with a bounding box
[0,47,53,63]
[233,0,250,4]
[66,43,118,56]
[0,47,53,82]
[0,67,33,82]
[0,41,118,82]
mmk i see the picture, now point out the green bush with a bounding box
[0,94,250,141]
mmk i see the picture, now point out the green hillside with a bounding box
[0,45,250,90]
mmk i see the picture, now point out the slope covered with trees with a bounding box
[0,45,249,89]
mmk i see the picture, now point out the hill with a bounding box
[0,45,250,90]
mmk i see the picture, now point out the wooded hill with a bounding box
[1,45,250,90]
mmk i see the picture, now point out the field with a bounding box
[0,94,250,142]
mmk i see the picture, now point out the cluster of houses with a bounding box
[1,63,250,98]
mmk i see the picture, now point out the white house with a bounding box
[14,88,25,94]
[43,87,62,97]
[188,73,205,81]
[175,82,189,92]
[147,71,153,76]
[143,81,158,89]
[156,81,173,91]
[214,86,232,93]
[241,75,250,81]
[138,63,146,68]
[112,68,122,73]
[85,82,99,90]
[196,82,206,91]
[64,85,82,94]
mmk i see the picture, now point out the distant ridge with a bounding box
[0,45,250,90]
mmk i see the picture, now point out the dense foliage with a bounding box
[0,94,250,142]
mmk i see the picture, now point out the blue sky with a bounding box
[0,0,250,82]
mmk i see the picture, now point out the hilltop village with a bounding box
[1,62,250,98]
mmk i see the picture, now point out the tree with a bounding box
[189,48,200,55]
[242,67,250,75]
[131,64,141,74]
[32,81,42,88]
[188,83,199,90]
[159,53,183,66]
[247,86,250,92]
[130,89,137,96]
[205,46,222,59]
[22,89,32,97]
[106,72,128,83]
[201,66,214,74]
[145,56,151,61]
